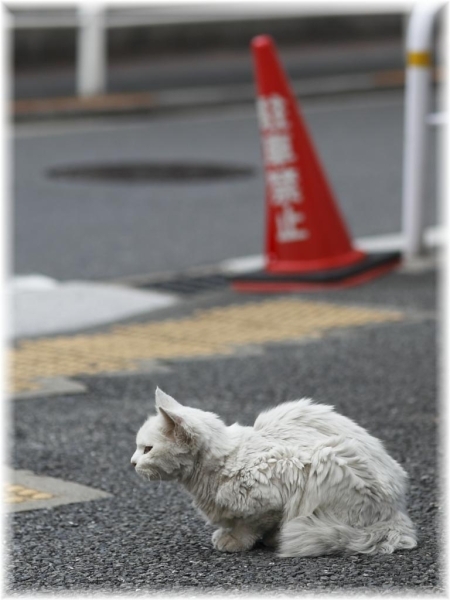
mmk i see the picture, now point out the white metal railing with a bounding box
[10,3,416,30]
[402,0,446,260]
[10,2,415,97]
[76,4,107,97]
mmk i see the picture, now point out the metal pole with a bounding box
[402,0,446,260]
[76,3,106,97]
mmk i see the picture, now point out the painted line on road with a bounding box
[5,469,111,512]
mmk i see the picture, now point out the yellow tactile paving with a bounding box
[10,298,404,394]
[5,484,54,504]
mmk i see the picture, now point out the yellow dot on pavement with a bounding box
[17,488,39,496]
[31,492,53,500]
[5,484,55,503]
[6,496,25,504]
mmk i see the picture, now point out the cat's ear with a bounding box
[155,387,181,411]
[155,388,192,442]
[158,406,193,444]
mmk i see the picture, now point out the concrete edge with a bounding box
[109,227,441,289]
[5,468,112,513]
[12,69,407,122]
[12,377,88,400]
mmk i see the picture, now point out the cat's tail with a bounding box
[278,509,417,557]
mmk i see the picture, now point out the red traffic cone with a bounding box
[233,35,401,292]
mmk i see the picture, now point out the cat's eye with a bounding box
[143,446,153,454]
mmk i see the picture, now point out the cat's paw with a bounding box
[212,528,254,552]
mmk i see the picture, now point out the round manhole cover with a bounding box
[47,162,255,183]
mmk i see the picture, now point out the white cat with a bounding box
[131,387,417,557]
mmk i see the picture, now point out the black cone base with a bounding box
[232,251,401,292]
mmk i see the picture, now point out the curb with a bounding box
[108,227,441,291]
[13,69,407,122]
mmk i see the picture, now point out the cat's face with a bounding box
[132,387,229,483]
[131,412,192,482]
[131,388,201,482]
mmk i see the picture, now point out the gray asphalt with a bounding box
[8,269,441,594]
[13,89,438,281]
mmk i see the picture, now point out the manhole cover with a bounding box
[47,162,255,182]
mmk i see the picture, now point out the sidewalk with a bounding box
[7,264,439,593]
[9,275,177,341]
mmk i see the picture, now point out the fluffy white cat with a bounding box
[131,388,417,557]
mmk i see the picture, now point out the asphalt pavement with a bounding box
[8,267,440,594]
[13,89,438,282]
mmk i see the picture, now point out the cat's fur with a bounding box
[131,388,417,557]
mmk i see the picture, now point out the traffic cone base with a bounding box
[232,251,401,292]
[266,248,366,273]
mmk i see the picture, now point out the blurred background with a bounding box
[12,3,409,101]
[10,1,441,287]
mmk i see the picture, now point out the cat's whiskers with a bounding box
[144,466,163,489]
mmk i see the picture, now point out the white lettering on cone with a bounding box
[258,93,310,244]
[257,98,272,130]
[267,168,302,205]
[257,94,289,131]
[263,134,296,166]
[276,206,309,243]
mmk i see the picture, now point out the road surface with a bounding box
[13,89,438,281]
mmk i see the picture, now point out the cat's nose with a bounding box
[131,460,137,468]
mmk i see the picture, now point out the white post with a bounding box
[76,3,107,97]
[402,0,446,260]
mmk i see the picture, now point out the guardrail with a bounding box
[402,0,446,260]
[10,2,414,96]
[10,3,415,30]
[77,5,106,97]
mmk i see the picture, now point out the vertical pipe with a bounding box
[76,3,106,97]
[402,0,446,260]
[402,55,431,259]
